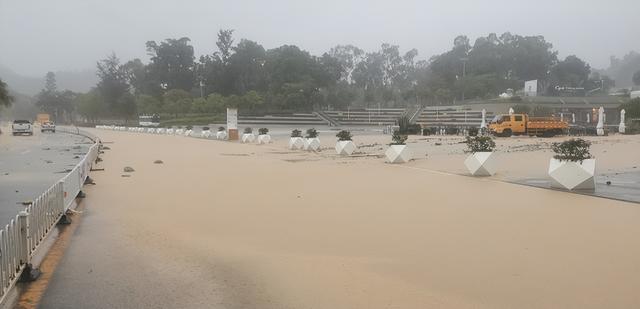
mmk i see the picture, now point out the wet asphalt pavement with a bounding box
[513,171,640,204]
[0,127,91,226]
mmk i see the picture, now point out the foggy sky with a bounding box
[1,0,639,77]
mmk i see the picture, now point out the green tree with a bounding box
[550,55,591,88]
[328,45,364,83]
[96,53,136,121]
[216,29,235,65]
[146,37,195,91]
[620,98,640,121]
[227,39,266,94]
[35,72,74,122]
[125,58,163,97]
[0,78,14,107]
[162,89,192,117]
[633,70,640,86]
[136,94,162,114]
[74,90,105,123]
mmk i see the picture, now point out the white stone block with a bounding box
[147,128,155,134]
[385,145,411,163]
[257,134,271,144]
[464,152,497,176]
[184,129,193,137]
[335,140,356,156]
[216,131,227,140]
[289,137,304,150]
[166,128,174,135]
[548,158,596,190]
[156,128,166,134]
[175,129,184,135]
[242,133,255,143]
[201,130,212,138]
[304,138,321,151]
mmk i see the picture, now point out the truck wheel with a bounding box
[502,129,512,137]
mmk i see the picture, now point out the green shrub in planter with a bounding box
[551,138,592,163]
[464,136,496,153]
[306,128,318,138]
[390,131,408,145]
[291,129,302,137]
[202,126,210,131]
[218,126,225,132]
[336,130,352,141]
[258,128,269,135]
[243,127,253,134]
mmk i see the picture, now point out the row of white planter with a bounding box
[242,133,272,144]
[288,137,321,151]
[463,151,595,191]
[97,126,594,191]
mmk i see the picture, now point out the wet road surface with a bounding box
[0,127,91,226]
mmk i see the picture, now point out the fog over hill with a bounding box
[0,64,97,96]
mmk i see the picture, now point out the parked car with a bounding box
[11,120,34,136]
[41,121,56,133]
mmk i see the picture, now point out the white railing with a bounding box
[0,127,100,304]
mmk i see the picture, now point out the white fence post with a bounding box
[17,212,29,266]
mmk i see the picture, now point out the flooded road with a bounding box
[0,126,91,226]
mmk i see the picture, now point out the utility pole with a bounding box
[461,57,468,101]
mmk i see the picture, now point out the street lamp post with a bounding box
[461,57,468,101]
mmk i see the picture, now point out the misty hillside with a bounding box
[0,64,97,95]
[0,89,38,121]
[598,51,640,88]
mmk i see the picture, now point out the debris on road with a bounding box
[123,166,135,172]
[153,160,163,164]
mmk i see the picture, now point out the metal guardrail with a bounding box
[0,127,100,304]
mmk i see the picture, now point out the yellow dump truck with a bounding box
[36,113,50,124]
[489,113,568,137]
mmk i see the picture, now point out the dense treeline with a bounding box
[19,30,636,123]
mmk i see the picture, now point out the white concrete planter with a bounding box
[289,137,304,150]
[184,129,193,137]
[156,128,166,134]
[147,128,156,134]
[175,129,184,135]
[548,158,596,190]
[242,133,256,143]
[335,140,356,156]
[304,137,321,151]
[165,128,174,135]
[464,152,497,176]
[257,134,271,144]
[385,145,411,164]
[216,131,227,140]
[201,130,212,138]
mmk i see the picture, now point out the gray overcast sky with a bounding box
[1,0,639,76]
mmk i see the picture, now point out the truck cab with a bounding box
[489,114,527,136]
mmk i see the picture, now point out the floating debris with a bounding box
[153,160,163,164]
[123,166,135,172]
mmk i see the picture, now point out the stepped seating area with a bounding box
[238,113,328,125]
[416,109,495,127]
[323,108,407,125]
